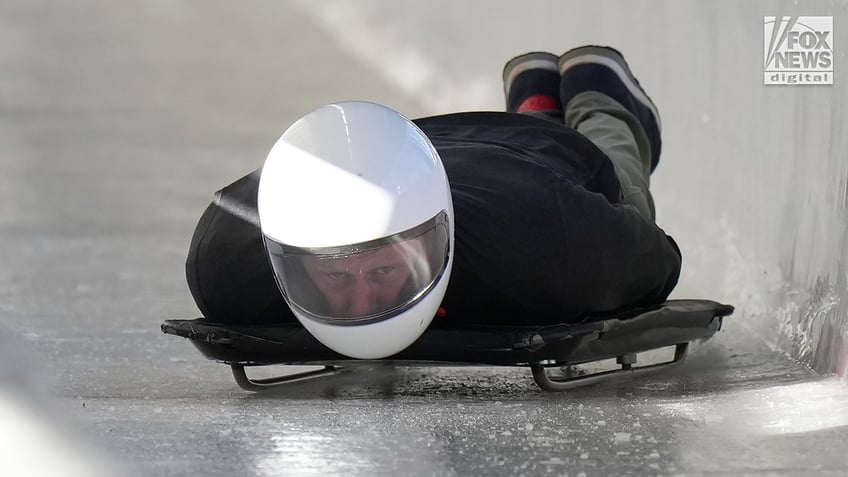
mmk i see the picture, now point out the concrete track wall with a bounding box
[292,0,848,378]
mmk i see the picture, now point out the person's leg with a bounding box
[565,92,656,220]
[558,46,661,221]
[502,52,563,123]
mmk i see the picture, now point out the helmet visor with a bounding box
[264,211,450,325]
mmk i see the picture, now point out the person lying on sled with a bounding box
[185,45,681,359]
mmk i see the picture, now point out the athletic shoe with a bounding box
[502,51,562,117]
[558,46,662,171]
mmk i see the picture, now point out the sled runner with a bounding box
[161,299,733,392]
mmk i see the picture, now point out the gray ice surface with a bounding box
[1,1,847,476]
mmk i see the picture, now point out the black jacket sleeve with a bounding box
[184,169,294,324]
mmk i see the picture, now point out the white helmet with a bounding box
[258,101,454,359]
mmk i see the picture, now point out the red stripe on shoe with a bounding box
[516,95,561,113]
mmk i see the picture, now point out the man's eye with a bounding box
[372,266,395,276]
[327,272,350,281]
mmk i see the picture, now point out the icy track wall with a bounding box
[291,0,848,379]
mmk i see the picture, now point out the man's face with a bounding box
[301,243,416,318]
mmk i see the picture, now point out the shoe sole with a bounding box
[502,51,558,95]
[558,46,661,130]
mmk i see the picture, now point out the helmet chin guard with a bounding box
[258,101,454,359]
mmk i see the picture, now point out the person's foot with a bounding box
[502,52,562,118]
[558,46,662,171]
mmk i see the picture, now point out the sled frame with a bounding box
[230,364,340,391]
[162,299,733,392]
[227,343,688,392]
[530,342,688,391]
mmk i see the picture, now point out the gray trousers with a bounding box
[527,91,656,221]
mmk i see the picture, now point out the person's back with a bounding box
[419,111,679,325]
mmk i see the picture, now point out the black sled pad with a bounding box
[162,299,733,392]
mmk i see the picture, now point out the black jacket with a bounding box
[186,112,681,325]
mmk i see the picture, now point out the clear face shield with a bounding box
[264,211,450,326]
